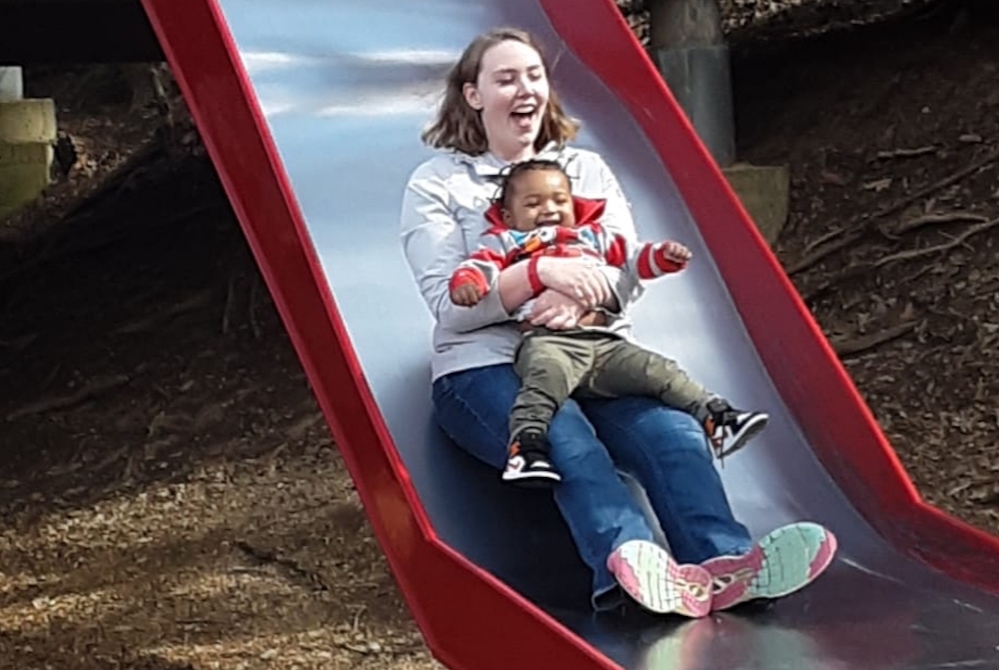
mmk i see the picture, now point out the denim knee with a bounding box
[431,365,520,470]
[546,399,609,472]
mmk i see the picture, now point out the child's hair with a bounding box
[497,159,570,208]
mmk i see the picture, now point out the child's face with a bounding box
[502,169,576,232]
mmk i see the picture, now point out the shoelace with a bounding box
[712,428,727,468]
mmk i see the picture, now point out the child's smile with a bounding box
[502,169,577,232]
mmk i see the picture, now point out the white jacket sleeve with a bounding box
[400,166,512,333]
[589,156,644,314]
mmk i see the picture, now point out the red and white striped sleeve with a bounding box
[448,230,519,297]
[586,222,688,281]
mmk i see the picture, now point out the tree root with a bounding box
[874,218,999,268]
[790,151,999,275]
[885,210,988,238]
[6,373,131,422]
[832,321,920,357]
[801,218,999,303]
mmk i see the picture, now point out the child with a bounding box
[449,160,768,487]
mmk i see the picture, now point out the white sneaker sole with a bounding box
[704,522,837,610]
[501,454,561,486]
[608,540,712,618]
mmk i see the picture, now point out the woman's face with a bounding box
[463,39,550,162]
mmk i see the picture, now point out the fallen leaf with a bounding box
[863,177,893,192]
[821,170,850,186]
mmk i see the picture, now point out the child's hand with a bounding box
[663,241,692,265]
[640,240,692,277]
[451,283,484,306]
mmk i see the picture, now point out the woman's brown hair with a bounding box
[421,28,580,156]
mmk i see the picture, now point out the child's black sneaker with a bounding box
[502,430,561,487]
[703,398,769,460]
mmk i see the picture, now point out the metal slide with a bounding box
[140,1,999,668]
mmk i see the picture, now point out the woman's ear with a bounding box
[463,83,483,111]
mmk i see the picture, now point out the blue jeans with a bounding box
[432,363,753,610]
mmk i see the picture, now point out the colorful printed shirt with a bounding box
[450,196,686,322]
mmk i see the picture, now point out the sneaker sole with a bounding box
[716,413,769,459]
[501,469,561,487]
[609,540,712,618]
[708,522,837,611]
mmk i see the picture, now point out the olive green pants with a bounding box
[510,329,711,443]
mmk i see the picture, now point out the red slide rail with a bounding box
[139,0,627,668]
[138,0,999,668]
[539,0,999,590]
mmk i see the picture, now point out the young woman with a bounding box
[399,27,836,617]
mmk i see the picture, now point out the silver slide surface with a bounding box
[210,0,999,668]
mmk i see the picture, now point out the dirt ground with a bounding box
[735,10,999,529]
[1,7,998,669]
[0,69,438,670]
[618,0,996,46]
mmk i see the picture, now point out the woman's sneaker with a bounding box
[607,540,712,618]
[702,522,837,611]
[702,398,769,460]
[502,430,561,487]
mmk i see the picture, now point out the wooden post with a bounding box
[646,0,791,244]
[647,0,735,167]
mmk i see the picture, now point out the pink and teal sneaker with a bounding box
[608,539,713,618]
[702,521,837,611]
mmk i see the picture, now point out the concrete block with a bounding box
[722,162,790,245]
[0,98,57,143]
[0,140,52,218]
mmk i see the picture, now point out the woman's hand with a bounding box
[536,256,610,310]
[528,289,590,330]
